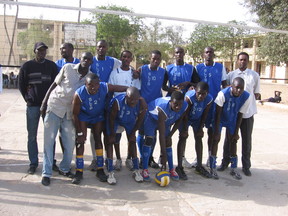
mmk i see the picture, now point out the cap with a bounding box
[34,42,48,53]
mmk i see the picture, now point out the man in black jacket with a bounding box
[18,42,58,175]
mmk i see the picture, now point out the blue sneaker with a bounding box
[169,168,179,181]
[142,169,151,182]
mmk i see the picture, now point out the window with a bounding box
[17,22,28,30]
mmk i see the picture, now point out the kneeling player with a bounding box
[106,87,147,184]
[210,77,250,180]
[142,91,188,181]
[176,82,213,179]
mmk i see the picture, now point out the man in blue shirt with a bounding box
[55,43,80,72]
[142,91,188,182]
[210,77,250,180]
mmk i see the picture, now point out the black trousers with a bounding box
[221,116,254,169]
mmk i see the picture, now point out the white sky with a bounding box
[1,0,257,38]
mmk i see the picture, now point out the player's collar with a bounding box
[148,64,159,71]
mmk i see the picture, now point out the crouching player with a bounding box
[142,91,188,181]
[71,73,127,184]
[106,87,147,184]
[210,77,250,180]
[176,82,213,180]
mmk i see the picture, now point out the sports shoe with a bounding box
[230,168,242,180]
[96,169,108,182]
[182,157,192,169]
[149,157,160,169]
[41,177,50,186]
[28,166,36,175]
[59,170,75,178]
[242,168,252,176]
[88,159,97,171]
[107,172,117,185]
[72,171,83,185]
[169,168,180,181]
[142,169,151,182]
[195,166,212,178]
[175,166,188,180]
[52,164,59,172]
[210,168,219,180]
[217,163,229,171]
[190,158,198,168]
[125,158,134,171]
[133,170,144,182]
[114,159,122,171]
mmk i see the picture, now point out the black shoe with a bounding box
[217,163,228,172]
[52,164,59,172]
[28,166,36,175]
[72,171,83,184]
[175,166,188,180]
[96,169,108,182]
[41,177,50,186]
[59,170,75,178]
[149,157,160,169]
[242,168,252,176]
[195,166,212,178]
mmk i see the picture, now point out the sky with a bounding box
[1,0,257,38]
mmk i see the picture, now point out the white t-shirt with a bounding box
[108,67,141,97]
[227,68,260,118]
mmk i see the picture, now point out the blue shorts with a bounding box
[106,121,135,136]
[144,115,170,137]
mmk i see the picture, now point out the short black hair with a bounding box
[151,50,161,57]
[196,81,209,92]
[63,43,74,50]
[237,52,249,60]
[120,50,133,58]
[171,91,184,101]
[232,77,245,87]
[86,73,99,82]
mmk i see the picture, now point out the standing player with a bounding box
[136,50,166,169]
[40,52,93,186]
[210,77,250,180]
[142,91,188,181]
[18,42,58,175]
[106,87,147,184]
[88,40,122,171]
[55,43,80,72]
[71,74,127,184]
[196,47,227,166]
[218,52,260,176]
[108,50,141,170]
[176,82,213,180]
[163,46,200,168]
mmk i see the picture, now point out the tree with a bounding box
[88,5,143,58]
[243,0,288,66]
[18,18,53,59]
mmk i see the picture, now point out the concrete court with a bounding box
[0,89,287,216]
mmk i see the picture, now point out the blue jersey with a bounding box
[76,82,108,123]
[140,64,165,103]
[90,56,115,82]
[55,58,80,72]
[196,63,225,99]
[108,94,140,134]
[185,90,213,129]
[144,97,188,137]
[166,63,194,93]
[217,87,250,134]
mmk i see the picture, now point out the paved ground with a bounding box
[0,88,288,216]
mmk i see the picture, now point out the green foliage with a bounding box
[188,21,250,67]
[87,5,143,58]
[243,0,288,65]
[17,19,53,59]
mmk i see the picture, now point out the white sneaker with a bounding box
[182,157,192,168]
[88,159,97,171]
[191,158,198,168]
[125,158,134,171]
[107,172,117,185]
[114,159,122,171]
[133,170,143,182]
